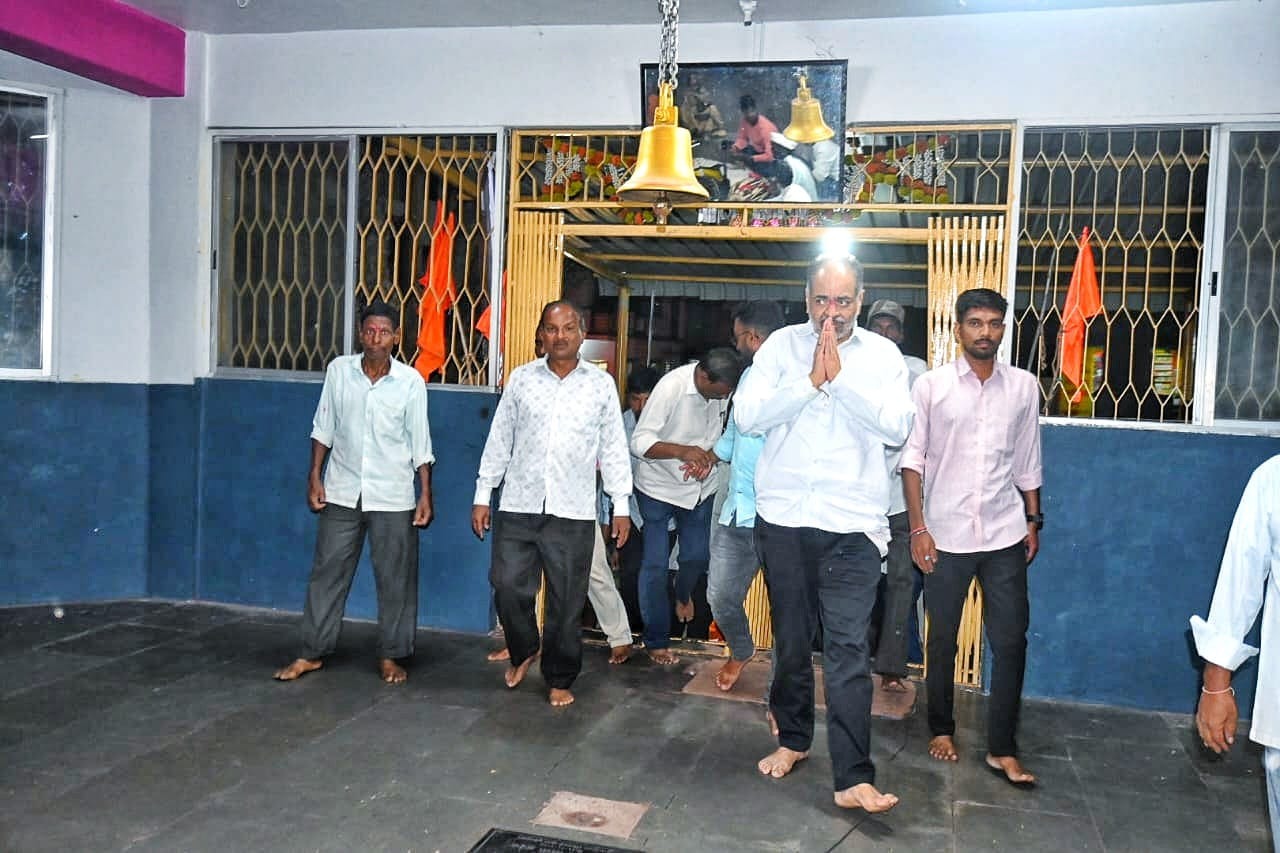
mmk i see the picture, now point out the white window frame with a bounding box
[0,80,58,379]
[208,127,507,389]
[1194,121,1280,434]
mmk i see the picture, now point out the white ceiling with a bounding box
[122,0,1214,34]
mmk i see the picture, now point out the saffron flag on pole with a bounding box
[1060,226,1102,403]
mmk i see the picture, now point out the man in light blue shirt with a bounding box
[275,301,434,685]
[707,300,785,693]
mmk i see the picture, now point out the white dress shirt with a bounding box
[734,324,915,555]
[886,354,930,515]
[630,362,729,510]
[1191,454,1280,749]
[474,356,632,522]
[900,358,1042,554]
[311,355,434,512]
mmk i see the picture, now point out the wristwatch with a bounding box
[1025,513,1044,530]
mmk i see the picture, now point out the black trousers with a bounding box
[299,501,418,661]
[756,518,882,791]
[873,510,918,679]
[489,511,594,690]
[923,542,1029,757]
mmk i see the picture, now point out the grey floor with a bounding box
[0,600,1272,852]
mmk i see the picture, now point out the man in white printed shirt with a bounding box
[630,348,745,666]
[274,301,434,685]
[735,254,913,814]
[1192,454,1280,848]
[472,301,633,707]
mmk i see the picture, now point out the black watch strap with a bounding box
[1026,513,1044,529]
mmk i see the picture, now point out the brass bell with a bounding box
[783,75,835,144]
[619,81,709,220]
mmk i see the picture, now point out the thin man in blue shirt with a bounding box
[707,300,785,693]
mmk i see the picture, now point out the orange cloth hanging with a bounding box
[1060,226,1102,403]
[476,270,507,345]
[413,200,457,381]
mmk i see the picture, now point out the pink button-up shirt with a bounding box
[900,358,1042,554]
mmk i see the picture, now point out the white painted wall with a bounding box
[6,1,1279,385]
[207,1,1280,129]
[149,33,208,385]
[0,51,152,384]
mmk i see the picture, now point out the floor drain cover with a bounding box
[467,828,634,852]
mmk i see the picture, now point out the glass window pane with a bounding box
[0,89,49,370]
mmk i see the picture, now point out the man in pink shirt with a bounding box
[729,94,778,166]
[901,287,1043,787]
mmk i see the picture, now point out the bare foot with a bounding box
[273,658,322,681]
[765,709,779,737]
[609,645,633,665]
[985,754,1037,785]
[549,688,575,707]
[879,675,909,693]
[648,649,680,666]
[834,783,900,813]
[505,654,537,688]
[715,658,747,692]
[379,658,407,684]
[675,599,695,623]
[757,747,808,779]
[486,647,510,662]
[928,735,959,762]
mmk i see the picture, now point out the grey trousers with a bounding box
[873,511,917,678]
[299,501,419,661]
[707,521,759,662]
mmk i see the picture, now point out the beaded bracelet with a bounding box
[1200,685,1235,696]
[909,526,928,538]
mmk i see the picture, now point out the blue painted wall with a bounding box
[1025,424,1279,714]
[0,381,149,604]
[195,379,496,633]
[148,384,197,600]
[3,375,1277,715]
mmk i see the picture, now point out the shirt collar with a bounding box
[537,354,591,378]
[954,355,1005,382]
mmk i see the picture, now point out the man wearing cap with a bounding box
[865,299,929,694]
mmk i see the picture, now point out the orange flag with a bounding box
[413,200,457,381]
[1060,226,1102,403]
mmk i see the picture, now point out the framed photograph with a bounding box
[640,59,847,202]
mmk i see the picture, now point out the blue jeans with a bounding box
[707,520,758,662]
[635,490,713,650]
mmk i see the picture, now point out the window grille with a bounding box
[215,134,499,384]
[0,88,50,372]
[1013,126,1209,423]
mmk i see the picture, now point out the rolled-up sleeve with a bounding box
[630,380,674,458]
[406,377,435,470]
[310,363,338,447]
[1011,375,1043,491]
[1190,466,1271,671]
[900,374,932,475]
